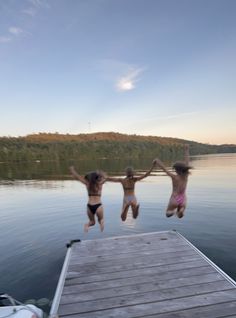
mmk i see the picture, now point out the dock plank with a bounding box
[69,243,193,265]
[62,264,215,294]
[67,251,202,282]
[51,231,236,318]
[59,280,233,315]
[64,259,209,292]
[59,289,236,318]
[139,301,236,318]
[71,231,184,256]
[70,239,189,262]
[60,272,225,304]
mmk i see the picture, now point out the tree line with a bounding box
[0,132,235,163]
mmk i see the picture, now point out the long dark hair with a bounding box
[85,171,101,193]
[172,161,192,176]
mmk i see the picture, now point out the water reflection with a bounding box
[0,154,235,180]
[191,153,236,169]
[0,157,172,181]
[0,180,65,189]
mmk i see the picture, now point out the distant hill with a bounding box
[21,132,199,144]
[0,132,235,162]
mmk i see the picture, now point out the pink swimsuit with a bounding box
[174,193,185,206]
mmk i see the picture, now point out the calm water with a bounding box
[0,154,236,314]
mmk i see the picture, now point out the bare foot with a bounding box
[166,210,175,218]
[121,211,127,221]
[176,209,184,218]
[84,223,89,232]
[100,219,104,232]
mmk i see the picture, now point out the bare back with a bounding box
[86,181,104,204]
[171,174,188,195]
[121,177,137,196]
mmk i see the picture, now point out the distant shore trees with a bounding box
[0,132,235,163]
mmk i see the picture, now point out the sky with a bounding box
[0,0,236,145]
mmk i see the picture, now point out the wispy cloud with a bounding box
[1,26,27,44]
[116,67,144,92]
[136,112,203,125]
[22,0,50,17]
[0,36,11,43]
[22,7,37,17]
[28,0,50,9]
[0,1,42,44]
[97,59,146,92]
[8,27,23,36]
[151,111,201,121]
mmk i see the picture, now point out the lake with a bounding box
[0,153,236,314]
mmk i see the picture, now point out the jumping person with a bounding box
[107,160,156,221]
[155,144,191,218]
[69,166,106,232]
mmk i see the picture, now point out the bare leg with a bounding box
[132,203,140,219]
[84,209,95,232]
[84,224,89,232]
[84,221,95,232]
[100,219,104,232]
[121,203,130,221]
[96,206,104,232]
[166,197,178,218]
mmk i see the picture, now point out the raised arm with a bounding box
[135,160,156,181]
[154,158,175,178]
[184,144,190,165]
[69,166,87,184]
[106,176,123,183]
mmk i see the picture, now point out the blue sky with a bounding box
[0,0,236,144]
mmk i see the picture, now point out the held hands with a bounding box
[153,158,161,166]
[153,158,165,169]
[152,159,157,167]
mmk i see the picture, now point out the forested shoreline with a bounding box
[0,132,235,163]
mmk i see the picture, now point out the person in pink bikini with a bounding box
[155,144,191,218]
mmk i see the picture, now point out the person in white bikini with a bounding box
[154,144,192,218]
[107,160,156,221]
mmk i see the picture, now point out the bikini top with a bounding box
[123,187,134,190]
[88,193,101,197]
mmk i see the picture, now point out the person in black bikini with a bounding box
[69,166,106,232]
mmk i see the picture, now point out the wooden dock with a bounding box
[50,231,236,318]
